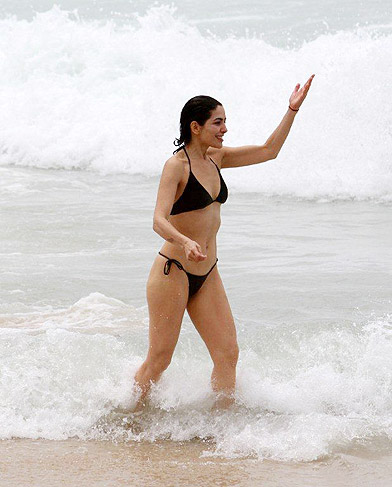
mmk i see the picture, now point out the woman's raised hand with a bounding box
[183,238,207,262]
[289,74,315,111]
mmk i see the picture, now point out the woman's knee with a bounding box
[212,343,239,368]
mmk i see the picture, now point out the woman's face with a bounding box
[195,105,228,148]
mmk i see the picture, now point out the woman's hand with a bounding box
[182,238,207,262]
[289,74,315,111]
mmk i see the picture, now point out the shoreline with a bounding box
[1,438,392,487]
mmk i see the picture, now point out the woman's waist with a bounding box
[159,241,217,274]
[169,212,221,239]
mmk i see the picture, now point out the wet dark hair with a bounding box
[173,95,222,153]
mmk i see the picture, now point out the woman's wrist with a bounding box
[180,236,190,249]
[288,105,299,112]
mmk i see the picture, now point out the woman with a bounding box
[134,74,315,410]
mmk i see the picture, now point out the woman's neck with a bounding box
[185,141,209,161]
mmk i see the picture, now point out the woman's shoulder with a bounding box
[162,152,187,177]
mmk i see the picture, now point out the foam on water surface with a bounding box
[1,293,392,460]
[0,6,390,200]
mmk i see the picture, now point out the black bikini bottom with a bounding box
[158,252,218,297]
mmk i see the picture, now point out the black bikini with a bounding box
[170,146,228,215]
[158,251,218,297]
[158,146,228,298]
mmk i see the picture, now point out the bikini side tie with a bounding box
[159,252,184,275]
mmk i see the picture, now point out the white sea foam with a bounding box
[1,293,391,460]
[0,6,391,200]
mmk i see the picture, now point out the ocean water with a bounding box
[0,0,391,463]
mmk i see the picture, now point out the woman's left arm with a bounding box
[221,74,315,168]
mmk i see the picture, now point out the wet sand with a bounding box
[1,439,391,487]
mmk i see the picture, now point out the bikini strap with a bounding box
[209,157,220,172]
[183,148,219,173]
[205,258,218,277]
[183,146,191,170]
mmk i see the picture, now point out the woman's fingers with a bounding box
[195,256,207,262]
[303,76,314,94]
[299,74,314,93]
[185,242,207,262]
[196,244,206,257]
[189,253,206,262]
[195,243,206,258]
[184,240,207,262]
[289,74,314,109]
[295,75,314,90]
[306,74,315,87]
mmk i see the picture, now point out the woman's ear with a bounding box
[190,120,200,136]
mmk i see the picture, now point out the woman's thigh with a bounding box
[145,255,189,358]
[186,267,238,360]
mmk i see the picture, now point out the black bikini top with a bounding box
[170,146,228,216]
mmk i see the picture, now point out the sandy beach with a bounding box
[1,438,392,487]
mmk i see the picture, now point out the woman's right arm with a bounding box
[152,158,206,262]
